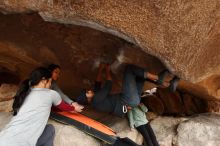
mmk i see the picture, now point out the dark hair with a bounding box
[48,64,61,73]
[76,89,88,105]
[12,67,51,116]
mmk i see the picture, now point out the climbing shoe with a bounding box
[169,76,180,92]
[156,69,170,85]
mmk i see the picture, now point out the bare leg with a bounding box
[105,64,112,81]
[144,72,158,81]
[96,63,105,82]
[145,72,170,87]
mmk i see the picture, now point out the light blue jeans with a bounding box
[122,65,146,107]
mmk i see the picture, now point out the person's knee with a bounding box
[125,65,136,72]
[133,100,140,107]
[129,99,140,107]
[47,124,55,136]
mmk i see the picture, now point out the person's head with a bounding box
[76,88,95,105]
[48,64,61,81]
[85,89,95,102]
[12,67,51,116]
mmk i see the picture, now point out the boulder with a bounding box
[0,84,17,112]
[0,1,219,102]
[109,118,143,144]
[0,99,13,112]
[208,101,220,113]
[0,84,17,101]
[142,95,165,115]
[48,120,101,146]
[150,116,188,146]
[175,113,220,146]
[181,93,207,115]
[143,89,208,116]
[156,88,185,115]
[0,112,11,129]
[1,0,220,84]
[2,112,220,146]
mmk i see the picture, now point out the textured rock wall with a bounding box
[0,0,220,83]
[0,84,17,112]
[0,1,220,107]
[0,13,165,97]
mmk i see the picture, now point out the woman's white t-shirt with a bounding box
[0,88,61,146]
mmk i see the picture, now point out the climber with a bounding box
[76,63,179,117]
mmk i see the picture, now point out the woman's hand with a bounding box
[71,102,84,113]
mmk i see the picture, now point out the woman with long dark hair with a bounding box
[48,64,83,111]
[0,67,80,146]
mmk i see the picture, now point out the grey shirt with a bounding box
[91,81,125,117]
[51,81,73,104]
[0,88,61,146]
